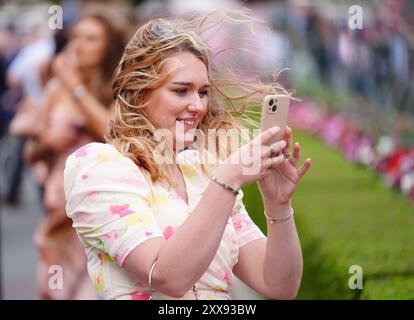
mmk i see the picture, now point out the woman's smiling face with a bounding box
[145,51,209,150]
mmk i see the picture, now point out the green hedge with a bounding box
[242,130,414,299]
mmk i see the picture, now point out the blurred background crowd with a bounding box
[0,0,413,299]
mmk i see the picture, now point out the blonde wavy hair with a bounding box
[108,9,289,185]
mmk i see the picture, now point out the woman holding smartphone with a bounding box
[64,10,311,300]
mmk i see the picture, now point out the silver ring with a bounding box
[283,152,291,159]
[270,145,277,158]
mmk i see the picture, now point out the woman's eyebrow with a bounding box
[171,81,210,88]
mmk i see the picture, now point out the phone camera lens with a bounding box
[268,99,274,106]
[272,105,277,112]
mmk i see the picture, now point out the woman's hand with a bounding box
[40,118,79,153]
[52,52,82,91]
[257,126,311,205]
[214,126,287,190]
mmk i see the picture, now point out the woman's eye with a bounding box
[199,90,209,97]
[174,88,187,95]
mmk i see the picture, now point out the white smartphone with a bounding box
[260,94,290,144]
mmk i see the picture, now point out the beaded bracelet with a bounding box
[264,207,294,224]
[211,176,240,196]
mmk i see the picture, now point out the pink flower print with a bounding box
[114,254,122,265]
[94,270,105,291]
[137,216,149,224]
[110,204,134,218]
[76,211,88,223]
[163,226,174,240]
[231,236,238,246]
[102,230,121,243]
[220,268,233,286]
[97,252,112,265]
[232,211,251,230]
[131,292,151,300]
[98,252,104,265]
[81,174,88,180]
[116,246,130,267]
[75,145,90,158]
[145,231,153,237]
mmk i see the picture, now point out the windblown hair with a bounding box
[108,9,289,185]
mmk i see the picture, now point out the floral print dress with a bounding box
[64,142,265,300]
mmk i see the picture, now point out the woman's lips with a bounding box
[176,119,196,132]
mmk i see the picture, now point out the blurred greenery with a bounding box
[242,130,414,299]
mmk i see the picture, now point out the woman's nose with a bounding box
[188,95,204,112]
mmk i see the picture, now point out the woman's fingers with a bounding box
[297,158,312,178]
[257,126,280,145]
[289,142,301,167]
[262,153,284,169]
[263,139,286,158]
[283,126,292,155]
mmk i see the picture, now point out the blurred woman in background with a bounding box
[27,13,126,299]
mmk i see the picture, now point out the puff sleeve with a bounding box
[64,142,163,267]
[231,190,266,248]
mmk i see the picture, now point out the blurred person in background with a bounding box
[3,7,56,204]
[25,12,126,299]
[8,29,68,205]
